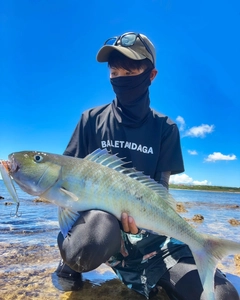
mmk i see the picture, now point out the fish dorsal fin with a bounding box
[84,148,126,168]
[84,148,176,209]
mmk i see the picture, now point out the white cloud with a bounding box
[205,152,237,162]
[184,124,214,138]
[192,180,210,185]
[176,116,185,131]
[170,174,193,185]
[170,173,211,186]
[175,117,214,138]
[188,150,198,155]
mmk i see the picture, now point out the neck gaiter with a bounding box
[111,68,152,127]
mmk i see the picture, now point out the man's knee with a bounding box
[215,271,239,300]
[57,210,121,272]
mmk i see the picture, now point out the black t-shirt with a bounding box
[63,102,191,297]
[64,102,184,182]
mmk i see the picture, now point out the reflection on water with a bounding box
[0,182,240,299]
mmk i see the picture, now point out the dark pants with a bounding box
[57,210,121,272]
[159,257,239,300]
[57,210,239,300]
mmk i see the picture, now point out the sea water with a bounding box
[170,189,240,241]
[0,180,59,246]
[1,182,239,244]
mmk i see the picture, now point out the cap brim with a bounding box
[96,45,146,62]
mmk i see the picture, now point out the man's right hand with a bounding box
[121,212,139,234]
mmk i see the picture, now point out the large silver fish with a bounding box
[1,148,240,299]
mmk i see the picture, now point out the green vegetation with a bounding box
[169,184,240,193]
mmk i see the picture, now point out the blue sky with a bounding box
[0,0,240,187]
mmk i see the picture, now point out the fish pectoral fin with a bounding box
[58,207,80,238]
[60,187,79,201]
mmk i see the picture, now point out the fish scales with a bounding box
[55,157,189,241]
[58,157,157,222]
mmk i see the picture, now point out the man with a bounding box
[56,32,239,299]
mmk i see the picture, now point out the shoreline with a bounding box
[170,184,240,194]
[170,188,240,194]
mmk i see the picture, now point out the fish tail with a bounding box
[190,234,240,300]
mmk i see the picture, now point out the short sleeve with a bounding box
[155,123,184,177]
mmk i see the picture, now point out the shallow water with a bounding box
[170,189,240,241]
[0,181,240,299]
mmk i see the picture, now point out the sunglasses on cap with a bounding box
[104,32,155,66]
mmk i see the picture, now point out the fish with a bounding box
[1,148,240,300]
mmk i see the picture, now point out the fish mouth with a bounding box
[8,155,20,174]
[0,159,18,174]
[6,154,37,195]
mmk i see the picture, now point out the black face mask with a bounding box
[111,68,152,127]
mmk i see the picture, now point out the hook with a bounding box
[10,202,22,217]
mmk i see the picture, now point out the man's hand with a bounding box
[121,212,139,234]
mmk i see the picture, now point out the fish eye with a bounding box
[34,155,43,163]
